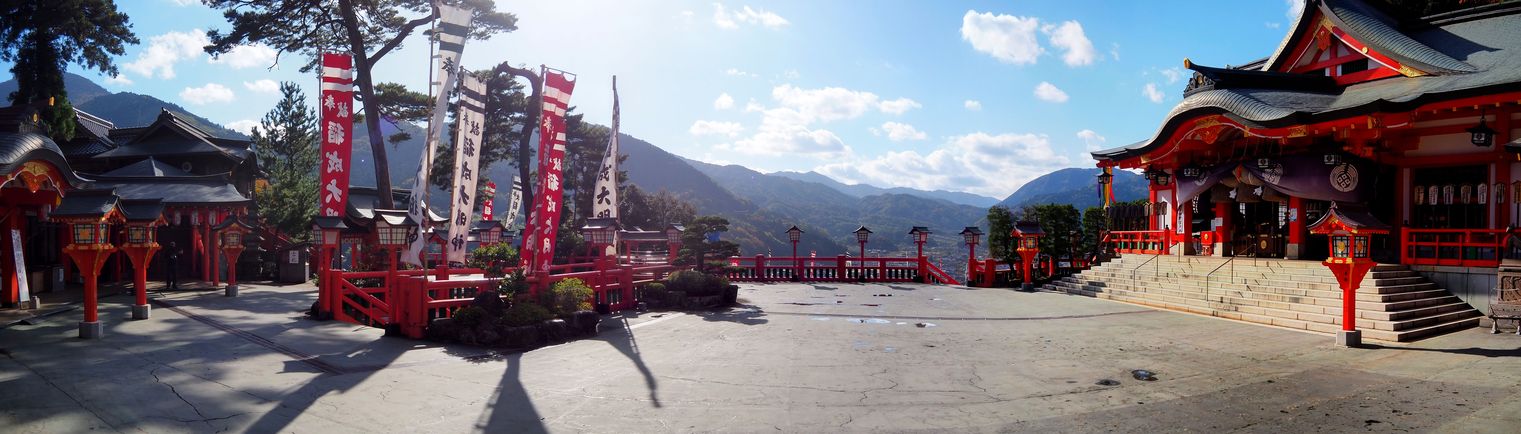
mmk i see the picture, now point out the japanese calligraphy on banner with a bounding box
[404,4,473,267]
[591,76,620,219]
[505,176,523,230]
[521,68,576,272]
[481,181,497,222]
[445,75,487,264]
[317,53,354,218]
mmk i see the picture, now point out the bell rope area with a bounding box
[6,0,1521,432]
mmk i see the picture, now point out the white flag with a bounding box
[445,75,487,264]
[405,4,473,267]
[591,77,620,220]
[505,175,523,230]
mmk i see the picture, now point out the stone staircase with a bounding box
[1046,255,1481,342]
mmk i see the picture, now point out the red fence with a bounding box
[1103,230,1170,255]
[1401,228,1508,268]
[722,254,958,284]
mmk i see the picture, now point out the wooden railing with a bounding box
[1401,228,1508,268]
[723,254,936,283]
[1103,230,1170,255]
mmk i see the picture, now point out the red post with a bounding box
[1214,201,1232,256]
[791,241,800,281]
[836,254,847,281]
[754,254,765,280]
[966,242,978,287]
[64,246,114,339]
[122,239,159,320]
[1019,250,1035,291]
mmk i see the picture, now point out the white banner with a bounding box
[445,75,487,263]
[405,4,472,267]
[505,175,523,230]
[592,77,620,219]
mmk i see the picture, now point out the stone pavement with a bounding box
[1,280,1519,433]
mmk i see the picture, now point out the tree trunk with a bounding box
[495,63,542,224]
[337,0,395,209]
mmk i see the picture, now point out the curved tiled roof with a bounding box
[0,130,88,188]
[1321,0,1477,74]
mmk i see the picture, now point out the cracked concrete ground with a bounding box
[2,281,1520,433]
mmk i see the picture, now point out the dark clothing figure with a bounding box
[164,243,180,290]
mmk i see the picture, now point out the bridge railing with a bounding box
[723,254,937,283]
[1104,230,1170,255]
[1401,228,1508,268]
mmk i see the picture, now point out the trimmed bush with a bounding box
[499,303,553,328]
[666,270,731,297]
[542,278,594,318]
[452,306,487,330]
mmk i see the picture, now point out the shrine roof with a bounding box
[119,199,166,223]
[1095,0,1521,163]
[88,175,250,206]
[346,186,446,224]
[91,109,250,161]
[98,157,194,177]
[52,189,119,219]
[0,130,88,187]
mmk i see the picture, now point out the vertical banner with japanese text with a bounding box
[404,4,473,266]
[318,53,354,218]
[445,75,487,264]
[591,76,620,220]
[521,68,576,272]
[505,176,523,230]
[481,181,496,222]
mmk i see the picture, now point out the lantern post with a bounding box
[786,226,804,281]
[212,216,252,297]
[1308,202,1389,347]
[1013,221,1045,292]
[909,226,931,282]
[960,227,982,287]
[581,217,621,263]
[666,224,684,264]
[119,199,165,320]
[312,216,348,320]
[854,226,872,281]
[53,189,123,339]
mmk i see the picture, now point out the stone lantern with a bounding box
[581,217,621,257]
[909,226,931,282]
[212,216,252,297]
[312,216,348,320]
[52,189,123,339]
[1307,202,1390,347]
[1013,221,1045,291]
[786,225,804,281]
[472,219,506,246]
[119,199,165,320]
[373,210,418,272]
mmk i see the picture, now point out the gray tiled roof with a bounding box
[1096,1,1521,162]
[89,175,250,205]
[0,130,88,188]
[52,189,119,219]
[98,157,194,177]
[119,198,166,222]
[91,110,250,161]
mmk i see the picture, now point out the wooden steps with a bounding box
[1045,255,1481,342]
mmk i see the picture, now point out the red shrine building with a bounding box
[1078,0,1521,340]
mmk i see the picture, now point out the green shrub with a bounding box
[665,270,731,297]
[642,282,668,302]
[466,243,520,277]
[496,269,530,297]
[498,302,553,327]
[542,278,594,318]
[452,306,487,329]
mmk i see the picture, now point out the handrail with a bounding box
[1130,251,1163,281]
[1203,244,1255,303]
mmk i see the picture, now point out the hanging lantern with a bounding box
[1323,153,1342,165]
[1413,185,1424,205]
[1443,185,1455,205]
[1461,184,1473,204]
[1256,158,1274,170]
[1468,111,1496,147]
[1429,186,1440,206]
[1180,165,1201,178]
[1478,183,1489,205]
[1496,183,1507,204]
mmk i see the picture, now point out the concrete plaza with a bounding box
[1,280,1519,433]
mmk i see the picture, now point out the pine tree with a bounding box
[253,82,321,241]
[0,0,137,141]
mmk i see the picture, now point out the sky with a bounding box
[49,0,1302,199]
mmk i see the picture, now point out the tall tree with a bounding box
[0,0,137,141]
[986,206,1015,266]
[677,216,741,271]
[252,82,320,241]
[1021,204,1082,258]
[1081,206,1108,255]
[620,185,696,231]
[204,0,517,209]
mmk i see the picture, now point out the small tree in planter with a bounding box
[542,278,594,318]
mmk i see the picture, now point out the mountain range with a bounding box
[29,73,1151,274]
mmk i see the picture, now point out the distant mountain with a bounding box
[772,170,1000,207]
[0,72,246,139]
[996,167,1147,210]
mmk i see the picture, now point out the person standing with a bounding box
[164,242,179,290]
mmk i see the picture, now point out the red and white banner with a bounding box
[317,53,354,218]
[521,68,576,272]
[481,181,496,221]
[445,75,487,264]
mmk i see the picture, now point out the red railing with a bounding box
[1401,228,1509,268]
[723,254,937,283]
[1103,230,1170,255]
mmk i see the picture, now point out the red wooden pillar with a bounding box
[754,254,765,281]
[1,210,17,306]
[983,259,997,287]
[835,254,847,281]
[1287,196,1306,259]
[1148,186,1160,231]
[201,210,211,282]
[1214,201,1232,256]
[210,212,220,288]
[1177,200,1192,255]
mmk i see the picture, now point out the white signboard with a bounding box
[288,250,300,264]
[11,229,28,303]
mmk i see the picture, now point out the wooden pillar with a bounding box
[1287,196,1306,259]
[1177,199,1192,256]
[1,210,17,306]
[201,210,211,282]
[1214,201,1232,257]
[1148,186,1159,231]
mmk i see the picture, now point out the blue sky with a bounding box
[55,0,1299,199]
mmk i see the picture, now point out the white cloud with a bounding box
[960,10,1043,65]
[771,85,879,122]
[1042,21,1096,67]
[104,74,133,86]
[817,132,1072,197]
[880,122,927,141]
[724,68,758,78]
[878,97,921,115]
[713,3,789,29]
[243,79,279,94]
[1266,22,1282,29]
[169,0,199,6]
[1159,67,1185,84]
[1286,0,1306,21]
[1034,81,1069,103]
[180,83,235,105]
[1110,42,1121,61]
[123,29,210,79]
[208,43,278,69]
[744,99,765,112]
[964,100,982,111]
[226,119,260,135]
[783,69,800,79]
[1077,129,1107,151]
[689,120,744,137]
[1142,82,1165,103]
[713,92,735,110]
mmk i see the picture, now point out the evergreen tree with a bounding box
[252,82,320,241]
[986,206,1015,266]
[0,0,137,141]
